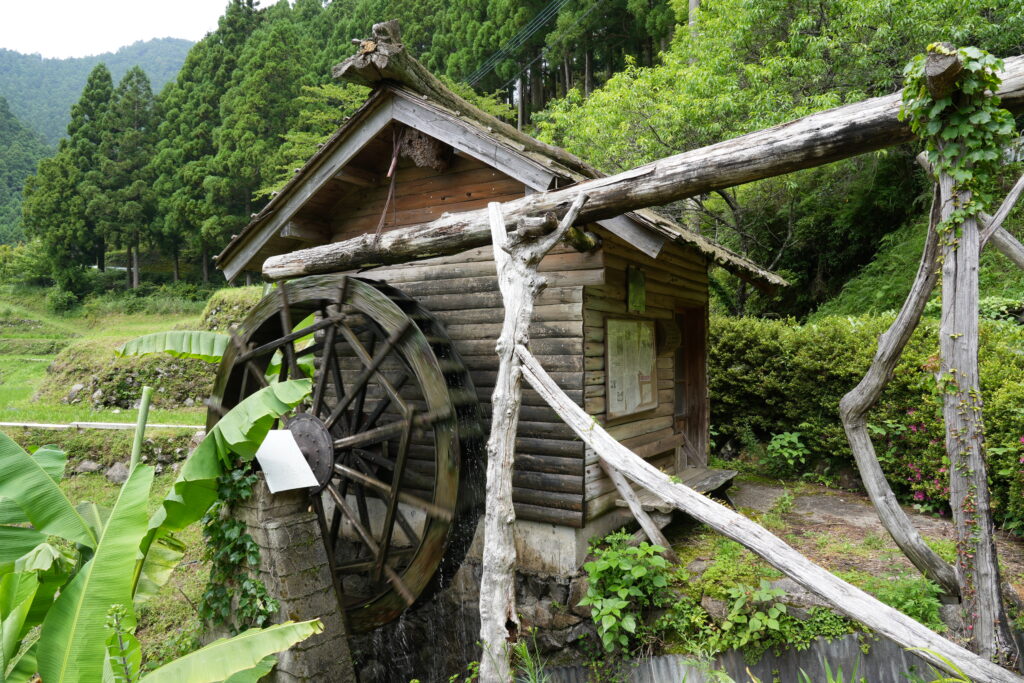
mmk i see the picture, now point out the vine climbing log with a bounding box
[838,186,959,596]
[478,195,589,682]
[516,345,1024,683]
[262,54,1024,282]
[936,167,1017,664]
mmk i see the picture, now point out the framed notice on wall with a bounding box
[606,318,657,419]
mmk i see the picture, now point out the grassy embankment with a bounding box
[0,283,208,425]
[0,282,213,666]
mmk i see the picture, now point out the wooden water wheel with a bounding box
[207,274,484,633]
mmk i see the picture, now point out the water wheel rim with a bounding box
[208,275,468,633]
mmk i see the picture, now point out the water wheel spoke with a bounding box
[358,373,409,432]
[376,409,415,581]
[311,324,337,417]
[277,285,306,383]
[334,547,416,573]
[355,482,371,534]
[334,461,452,521]
[324,484,416,606]
[353,447,394,471]
[332,408,451,451]
[230,333,269,392]
[350,449,420,546]
[333,320,412,425]
[236,314,344,364]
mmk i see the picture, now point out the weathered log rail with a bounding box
[263,55,1024,282]
[517,344,1024,683]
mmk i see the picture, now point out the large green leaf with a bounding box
[37,464,154,683]
[0,572,38,678]
[10,544,75,630]
[139,620,322,683]
[136,380,311,601]
[221,655,276,683]
[116,331,229,363]
[0,435,94,548]
[0,446,67,525]
[0,528,44,565]
[132,535,185,607]
[147,379,311,536]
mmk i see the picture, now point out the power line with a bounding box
[466,0,576,86]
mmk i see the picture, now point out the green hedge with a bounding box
[709,314,1024,530]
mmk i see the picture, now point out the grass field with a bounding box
[0,284,208,426]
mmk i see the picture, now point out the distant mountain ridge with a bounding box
[0,38,193,144]
[0,95,50,243]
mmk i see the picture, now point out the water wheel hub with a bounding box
[286,413,334,489]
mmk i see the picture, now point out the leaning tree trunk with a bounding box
[839,186,960,596]
[937,170,1018,665]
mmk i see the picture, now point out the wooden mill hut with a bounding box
[214,30,784,577]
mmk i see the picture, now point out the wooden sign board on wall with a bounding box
[606,318,657,419]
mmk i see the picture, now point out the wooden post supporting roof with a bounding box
[263,53,1024,283]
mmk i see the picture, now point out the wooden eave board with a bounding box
[217,91,396,279]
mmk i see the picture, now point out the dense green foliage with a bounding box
[708,314,1024,528]
[0,39,191,145]
[0,385,316,682]
[536,0,1024,316]
[0,98,50,244]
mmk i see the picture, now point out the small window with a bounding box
[606,318,657,419]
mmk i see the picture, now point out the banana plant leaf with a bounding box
[0,435,94,548]
[37,464,154,683]
[132,535,185,607]
[116,332,229,363]
[0,529,45,565]
[147,379,311,537]
[0,446,68,525]
[136,379,311,600]
[9,544,75,630]
[0,571,38,678]
[139,620,321,683]
[221,655,276,683]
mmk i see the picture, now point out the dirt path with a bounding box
[727,477,1024,594]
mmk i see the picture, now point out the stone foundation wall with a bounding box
[236,478,356,683]
[352,561,599,682]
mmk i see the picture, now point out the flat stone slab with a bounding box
[616,466,738,514]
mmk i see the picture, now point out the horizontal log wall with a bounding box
[583,232,709,522]
[354,243,595,527]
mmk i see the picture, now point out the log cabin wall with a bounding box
[582,232,709,523]
[329,152,599,527]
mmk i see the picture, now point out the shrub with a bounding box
[579,530,672,653]
[200,286,265,331]
[709,314,1024,528]
[46,286,79,313]
[39,338,216,408]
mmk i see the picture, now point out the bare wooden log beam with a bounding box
[601,460,679,563]
[263,54,1024,282]
[517,345,1024,683]
[478,194,589,681]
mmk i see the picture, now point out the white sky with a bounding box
[0,0,230,58]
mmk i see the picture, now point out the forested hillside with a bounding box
[0,97,49,244]
[0,38,192,144]
[13,0,1024,318]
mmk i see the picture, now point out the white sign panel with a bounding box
[254,429,320,493]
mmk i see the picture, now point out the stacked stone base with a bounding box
[352,562,598,682]
[236,479,356,683]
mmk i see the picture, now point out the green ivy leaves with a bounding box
[900,44,1017,230]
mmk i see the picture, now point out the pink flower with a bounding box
[910,425,918,433]
[1019,435,1024,444]
[914,492,926,501]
